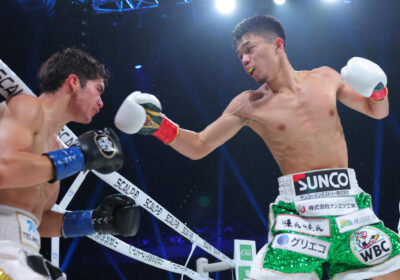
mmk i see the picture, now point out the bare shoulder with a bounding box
[311,66,340,79]
[222,87,273,128]
[223,90,252,114]
[5,95,44,132]
[230,84,272,107]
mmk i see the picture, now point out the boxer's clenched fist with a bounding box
[114,91,179,144]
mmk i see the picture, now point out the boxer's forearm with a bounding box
[38,210,64,237]
[169,129,211,160]
[0,152,54,189]
[367,96,389,119]
[170,113,246,160]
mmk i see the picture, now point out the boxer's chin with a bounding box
[256,77,267,85]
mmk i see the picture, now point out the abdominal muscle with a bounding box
[273,133,348,176]
[249,110,349,176]
[242,79,349,176]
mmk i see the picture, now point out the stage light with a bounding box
[215,0,235,14]
[274,0,286,5]
[134,64,142,70]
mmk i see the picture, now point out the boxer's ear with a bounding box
[66,74,80,93]
[274,37,285,54]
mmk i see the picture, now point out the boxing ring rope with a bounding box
[0,59,235,280]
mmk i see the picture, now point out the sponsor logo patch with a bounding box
[293,169,351,196]
[350,226,391,265]
[295,197,359,217]
[335,208,380,233]
[271,233,331,260]
[95,133,116,158]
[274,214,331,237]
[17,213,40,252]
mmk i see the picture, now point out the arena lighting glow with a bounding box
[274,0,286,5]
[62,180,106,271]
[121,133,174,280]
[372,120,383,215]
[100,246,127,280]
[162,44,268,230]
[134,64,142,69]
[215,153,225,280]
[215,0,235,14]
[389,114,400,143]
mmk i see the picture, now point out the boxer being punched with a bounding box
[0,48,139,280]
[115,15,399,280]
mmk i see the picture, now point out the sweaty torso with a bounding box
[233,68,347,175]
[0,100,62,223]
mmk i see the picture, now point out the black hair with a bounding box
[37,48,110,93]
[232,15,286,47]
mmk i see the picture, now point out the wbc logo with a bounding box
[293,169,351,195]
[350,226,391,265]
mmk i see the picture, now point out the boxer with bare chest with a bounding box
[114,15,399,280]
[0,48,139,280]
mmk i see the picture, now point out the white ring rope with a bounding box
[0,59,235,279]
[89,233,210,280]
[182,243,198,280]
[50,171,90,266]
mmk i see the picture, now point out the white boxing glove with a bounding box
[114,91,179,144]
[341,57,388,101]
[114,91,147,134]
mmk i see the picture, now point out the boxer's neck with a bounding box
[266,54,299,93]
[38,91,71,135]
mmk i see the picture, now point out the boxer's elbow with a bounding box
[368,106,389,119]
[0,155,25,189]
[182,141,213,160]
[372,111,389,119]
[0,162,11,189]
[0,172,6,189]
[180,147,208,160]
[186,151,208,160]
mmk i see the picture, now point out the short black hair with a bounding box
[37,48,110,93]
[232,15,286,47]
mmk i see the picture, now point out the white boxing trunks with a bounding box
[249,168,400,280]
[0,204,66,280]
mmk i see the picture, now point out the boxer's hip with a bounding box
[0,204,41,255]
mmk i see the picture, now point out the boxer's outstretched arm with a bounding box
[169,110,247,160]
[115,91,249,159]
[0,95,55,189]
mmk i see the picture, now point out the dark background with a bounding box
[1,0,400,279]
